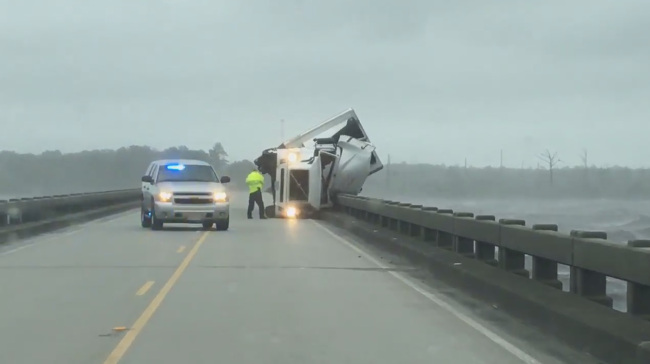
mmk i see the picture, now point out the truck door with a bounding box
[308,156,322,210]
[276,164,287,207]
[329,140,373,195]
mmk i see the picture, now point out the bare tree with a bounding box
[538,149,561,185]
[579,149,589,183]
[580,149,588,168]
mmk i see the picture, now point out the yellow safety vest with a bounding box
[245,171,264,193]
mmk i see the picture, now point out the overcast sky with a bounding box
[1,1,649,167]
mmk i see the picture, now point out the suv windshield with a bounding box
[157,164,219,183]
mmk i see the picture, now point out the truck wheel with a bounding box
[264,205,276,218]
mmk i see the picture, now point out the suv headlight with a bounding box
[158,191,173,202]
[213,192,228,202]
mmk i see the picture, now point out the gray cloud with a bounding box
[1,0,649,167]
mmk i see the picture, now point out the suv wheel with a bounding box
[215,218,229,231]
[141,206,152,228]
[151,207,163,230]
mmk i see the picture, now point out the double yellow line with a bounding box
[103,231,210,364]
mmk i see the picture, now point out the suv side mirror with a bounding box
[220,176,231,183]
[142,175,154,184]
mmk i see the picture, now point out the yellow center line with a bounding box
[177,245,186,253]
[135,281,155,296]
[103,231,210,364]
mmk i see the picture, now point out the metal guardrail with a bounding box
[0,189,141,227]
[336,194,650,320]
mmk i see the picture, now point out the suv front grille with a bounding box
[174,197,213,204]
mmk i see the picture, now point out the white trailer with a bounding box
[254,108,383,218]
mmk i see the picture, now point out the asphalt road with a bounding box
[0,207,600,364]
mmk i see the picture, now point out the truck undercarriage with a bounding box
[253,109,383,218]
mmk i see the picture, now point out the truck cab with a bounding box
[255,108,382,218]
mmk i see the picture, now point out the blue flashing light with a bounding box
[166,164,185,171]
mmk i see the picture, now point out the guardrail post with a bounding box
[626,240,650,319]
[381,215,390,228]
[374,200,390,226]
[408,205,423,237]
[370,211,381,225]
[386,201,400,231]
[398,203,412,234]
[368,202,387,226]
[420,207,438,242]
[570,230,613,308]
[374,200,388,227]
[436,209,454,249]
[453,212,475,257]
[6,205,23,224]
[498,219,529,278]
[0,198,6,226]
[475,215,497,266]
[531,224,563,289]
[364,209,372,222]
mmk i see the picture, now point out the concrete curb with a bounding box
[322,211,650,364]
[0,201,139,244]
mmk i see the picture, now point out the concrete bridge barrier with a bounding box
[0,189,140,243]
[330,194,650,364]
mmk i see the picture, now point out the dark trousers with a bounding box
[247,189,265,218]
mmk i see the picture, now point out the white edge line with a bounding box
[311,220,543,364]
[0,244,34,256]
[0,209,137,256]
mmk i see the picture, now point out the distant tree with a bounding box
[224,160,257,191]
[538,150,561,186]
[3,145,650,200]
[0,145,231,196]
[209,142,228,172]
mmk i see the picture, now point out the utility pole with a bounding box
[580,149,589,185]
[386,153,391,191]
[500,149,503,168]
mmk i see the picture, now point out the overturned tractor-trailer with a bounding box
[253,108,383,218]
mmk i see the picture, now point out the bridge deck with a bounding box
[0,207,598,364]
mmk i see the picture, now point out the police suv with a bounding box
[140,159,230,231]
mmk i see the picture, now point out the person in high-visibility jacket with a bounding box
[245,167,266,219]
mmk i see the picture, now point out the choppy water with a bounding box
[365,194,650,243]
